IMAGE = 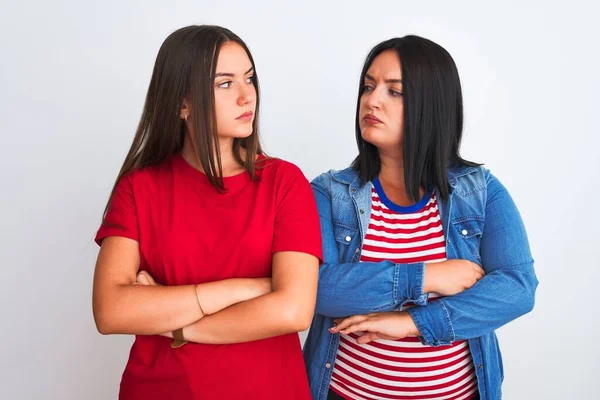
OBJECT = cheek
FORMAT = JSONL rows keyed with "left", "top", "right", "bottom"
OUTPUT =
{"left": 214, "top": 105, "right": 227, "bottom": 126}
{"left": 393, "top": 104, "right": 405, "bottom": 137}
{"left": 359, "top": 96, "right": 368, "bottom": 114}
{"left": 214, "top": 94, "right": 235, "bottom": 125}
{"left": 213, "top": 93, "right": 228, "bottom": 114}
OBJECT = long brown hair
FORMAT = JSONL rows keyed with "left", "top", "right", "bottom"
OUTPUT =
{"left": 104, "top": 25, "right": 263, "bottom": 214}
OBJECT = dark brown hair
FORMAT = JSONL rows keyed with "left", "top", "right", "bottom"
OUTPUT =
{"left": 105, "top": 25, "right": 262, "bottom": 214}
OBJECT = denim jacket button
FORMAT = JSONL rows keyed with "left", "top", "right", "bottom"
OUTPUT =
{"left": 325, "top": 363, "right": 331, "bottom": 369}
{"left": 478, "top": 364, "right": 483, "bottom": 369}
{"left": 359, "top": 209, "right": 365, "bottom": 214}
{"left": 345, "top": 236, "right": 351, "bottom": 242}
{"left": 461, "top": 229, "right": 468, "bottom": 236}
{"left": 351, "top": 188, "right": 357, "bottom": 193}
{"left": 355, "top": 248, "right": 360, "bottom": 253}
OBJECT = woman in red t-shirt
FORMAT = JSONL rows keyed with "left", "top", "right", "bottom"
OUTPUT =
{"left": 92, "top": 25, "right": 322, "bottom": 399}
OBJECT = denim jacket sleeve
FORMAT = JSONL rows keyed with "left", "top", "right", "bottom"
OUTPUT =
{"left": 312, "top": 175, "right": 428, "bottom": 318}
{"left": 407, "top": 172, "right": 539, "bottom": 346}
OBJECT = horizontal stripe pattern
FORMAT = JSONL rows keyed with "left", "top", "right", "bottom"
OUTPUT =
{"left": 330, "top": 187, "right": 477, "bottom": 400}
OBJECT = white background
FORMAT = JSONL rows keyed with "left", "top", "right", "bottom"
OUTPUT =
{"left": 1, "top": 0, "right": 598, "bottom": 398}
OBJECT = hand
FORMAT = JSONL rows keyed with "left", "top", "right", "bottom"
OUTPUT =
{"left": 424, "top": 259, "right": 484, "bottom": 296}
{"left": 134, "top": 270, "right": 161, "bottom": 286}
{"left": 329, "top": 312, "right": 420, "bottom": 344}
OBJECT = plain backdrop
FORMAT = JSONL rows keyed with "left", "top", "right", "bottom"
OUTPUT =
{"left": 1, "top": 0, "right": 598, "bottom": 398}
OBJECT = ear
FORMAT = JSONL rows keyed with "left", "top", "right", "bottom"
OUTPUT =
{"left": 180, "top": 99, "right": 191, "bottom": 121}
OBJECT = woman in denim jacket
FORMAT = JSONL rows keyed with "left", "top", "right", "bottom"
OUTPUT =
{"left": 303, "top": 36, "right": 538, "bottom": 400}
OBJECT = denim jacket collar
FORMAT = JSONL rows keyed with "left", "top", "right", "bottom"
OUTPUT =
{"left": 331, "top": 165, "right": 480, "bottom": 189}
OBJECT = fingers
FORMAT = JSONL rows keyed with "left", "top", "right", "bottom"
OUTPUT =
{"left": 357, "top": 332, "right": 379, "bottom": 344}
{"left": 472, "top": 264, "right": 485, "bottom": 282}
{"left": 330, "top": 315, "right": 381, "bottom": 336}
{"left": 330, "top": 314, "right": 401, "bottom": 343}
{"left": 461, "top": 261, "right": 484, "bottom": 287}
{"left": 136, "top": 272, "right": 151, "bottom": 285}
{"left": 330, "top": 315, "right": 368, "bottom": 333}
{"left": 467, "top": 261, "right": 484, "bottom": 274}
{"left": 340, "top": 321, "right": 372, "bottom": 336}
{"left": 136, "top": 270, "right": 160, "bottom": 286}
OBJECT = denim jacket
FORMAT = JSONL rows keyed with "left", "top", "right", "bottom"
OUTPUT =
{"left": 303, "top": 165, "right": 538, "bottom": 400}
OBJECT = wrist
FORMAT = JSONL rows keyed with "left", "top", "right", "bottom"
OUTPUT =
{"left": 423, "top": 263, "right": 436, "bottom": 293}
{"left": 170, "top": 328, "right": 187, "bottom": 348}
{"left": 401, "top": 312, "right": 421, "bottom": 336}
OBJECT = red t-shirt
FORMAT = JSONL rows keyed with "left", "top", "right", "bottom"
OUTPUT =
{"left": 95, "top": 154, "right": 322, "bottom": 399}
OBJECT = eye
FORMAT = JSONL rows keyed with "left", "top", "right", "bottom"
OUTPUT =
{"left": 217, "top": 81, "right": 232, "bottom": 88}
{"left": 362, "top": 84, "right": 374, "bottom": 93}
{"left": 389, "top": 89, "right": 403, "bottom": 97}
{"left": 245, "top": 75, "right": 255, "bottom": 84}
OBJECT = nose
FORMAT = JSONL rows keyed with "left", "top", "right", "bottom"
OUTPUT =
{"left": 237, "top": 85, "right": 254, "bottom": 107}
{"left": 364, "top": 87, "right": 382, "bottom": 110}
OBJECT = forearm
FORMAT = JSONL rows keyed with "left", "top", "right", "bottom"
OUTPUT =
{"left": 195, "top": 277, "right": 270, "bottom": 315}
{"left": 94, "top": 278, "right": 269, "bottom": 335}
{"left": 406, "top": 172, "right": 538, "bottom": 345}
{"left": 94, "top": 284, "right": 201, "bottom": 335}
{"left": 316, "top": 260, "right": 426, "bottom": 317}
{"left": 407, "top": 266, "right": 537, "bottom": 345}
{"left": 181, "top": 290, "right": 314, "bottom": 344}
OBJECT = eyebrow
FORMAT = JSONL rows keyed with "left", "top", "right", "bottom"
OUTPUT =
{"left": 215, "top": 66, "right": 254, "bottom": 78}
{"left": 365, "top": 73, "right": 402, "bottom": 84}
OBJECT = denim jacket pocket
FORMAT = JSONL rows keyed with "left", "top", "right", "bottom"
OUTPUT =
{"left": 452, "top": 216, "right": 484, "bottom": 263}
{"left": 333, "top": 222, "right": 359, "bottom": 262}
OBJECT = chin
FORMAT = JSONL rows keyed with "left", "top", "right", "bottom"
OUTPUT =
{"left": 361, "top": 127, "right": 384, "bottom": 145}
{"left": 238, "top": 129, "right": 254, "bottom": 139}
{"left": 361, "top": 128, "right": 402, "bottom": 149}
{"left": 231, "top": 129, "right": 254, "bottom": 139}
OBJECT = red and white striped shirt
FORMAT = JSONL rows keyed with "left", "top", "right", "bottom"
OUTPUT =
{"left": 330, "top": 184, "right": 478, "bottom": 400}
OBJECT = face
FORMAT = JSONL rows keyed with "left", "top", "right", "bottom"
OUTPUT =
{"left": 359, "top": 50, "right": 404, "bottom": 152}
{"left": 212, "top": 41, "right": 256, "bottom": 139}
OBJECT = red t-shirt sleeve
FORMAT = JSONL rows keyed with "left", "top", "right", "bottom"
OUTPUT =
{"left": 271, "top": 162, "right": 323, "bottom": 263}
{"left": 95, "top": 174, "right": 139, "bottom": 245}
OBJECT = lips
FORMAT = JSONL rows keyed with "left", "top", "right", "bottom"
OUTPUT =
{"left": 236, "top": 111, "right": 254, "bottom": 120}
{"left": 364, "top": 114, "right": 383, "bottom": 124}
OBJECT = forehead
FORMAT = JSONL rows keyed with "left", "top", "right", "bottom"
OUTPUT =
{"left": 216, "top": 42, "right": 253, "bottom": 72}
{"left": 366, "top": 50, "right": 402, "bottom": 79}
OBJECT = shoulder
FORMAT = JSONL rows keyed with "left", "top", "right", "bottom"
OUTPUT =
{"left": 311, "top": 166, "right": 358, "bottom": 193}
{"left": 449, "top": 165, "right": 511, "bottom": 206}
{"left": 119, "top": 157, "right": 176, "bottom": 192}
{"left": 448, "top": 165, "right": 495, "bottom": 194}
{"left": 257, "top": 157, "right": 316, "bottom": 201}
{"left": 258, "top": 156, "right": 307, "bottom": 183}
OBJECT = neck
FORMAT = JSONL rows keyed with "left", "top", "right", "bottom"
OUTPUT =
{"left": 181, "top": 135, "right": 245, "bottom": 177}
{"left": 378, "top": 147, "right": 405, "bottom": 190}
{"left": 377, "top": 147, "right": 425, "bottom": 204}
